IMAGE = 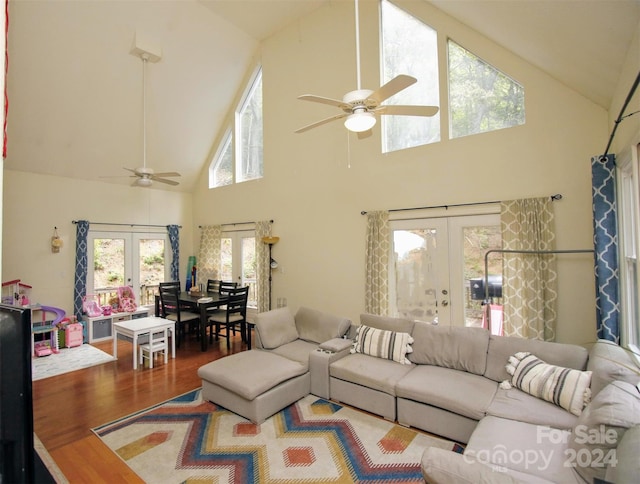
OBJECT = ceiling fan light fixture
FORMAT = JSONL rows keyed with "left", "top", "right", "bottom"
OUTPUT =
{"left": 344, "top": 111, "right": 376, "bottom": 132}
{"left": 136, "top": 177, "right": 153, "bottom": 187}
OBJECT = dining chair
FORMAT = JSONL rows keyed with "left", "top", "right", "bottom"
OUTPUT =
{"left": 207, "top": 285, "right": 249, "bottom": 348}
{"left": 159, "top": 285, "right": 200, "bottom": 347}
{"left": 139, "top": 328, "right": 168, "bottom": 368}
{"left": 218, "top": 281, "right": 238, "bottom": 295}
{"left": 206, "top": 279, "right": 221, "bottom": 293}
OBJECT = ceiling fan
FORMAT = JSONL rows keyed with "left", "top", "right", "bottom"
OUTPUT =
{"left": 123, "top": 49, "right": 181, "bottom": 187}
{"left": 295, "top": 0, "right": 439, "bottom": 135}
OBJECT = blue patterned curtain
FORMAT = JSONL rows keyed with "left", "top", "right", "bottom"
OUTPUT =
{"left": 167, "top": 225, "right": 180, "bottom": 283}
{"left": 591, "top": 154, "right": 619, "bottom": 342}
{"left": 73, "top": 220, "right": 90, "bottom": 321}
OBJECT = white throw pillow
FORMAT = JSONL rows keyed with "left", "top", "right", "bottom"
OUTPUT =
{"left": 351, "top": 324, "right": 414, "bottom": 365}
{"left": 501, "top": 351, "right": 592, "bottom": 416}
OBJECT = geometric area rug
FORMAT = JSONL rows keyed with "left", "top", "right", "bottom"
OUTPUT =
{"left": 93, "top": 389, "right": 462, "bottom": 483}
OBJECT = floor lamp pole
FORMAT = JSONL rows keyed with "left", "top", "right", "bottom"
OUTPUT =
{"left": 261, "top": 236, "right": 279, "bottom": 311}
{"left": 267, "top": 243, "right": 273, "bottom": 310}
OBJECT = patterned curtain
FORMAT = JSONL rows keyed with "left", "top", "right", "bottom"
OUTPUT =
{"left": 198, "top": 225, "right": 222, "bottom": 288}
{"left": 255, "top": 221, "right": 272, "bottom": 314}
{"left": 365, "top": 211, "right": 389, "bottom": 315}
{"left": 501, "top": 198, "right": 557, "bottom": 341}
{"left": 73, "top": 220, "right": 90, "bottom": 321}
{"left": 591, "top": 154, "right": 619, "bottom": 342}
{"left": 166, "top": 225, "right": 180, "bottom": 282}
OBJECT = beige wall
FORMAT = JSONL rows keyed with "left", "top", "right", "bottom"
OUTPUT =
{"left": 610, "top": 22, "right": 640, "bottom": 155}
{"left": 192, "top": 1, "right": 608, "bottom": 345}
{"left": 2, "top": 170, "right": 193, "bottom": 315}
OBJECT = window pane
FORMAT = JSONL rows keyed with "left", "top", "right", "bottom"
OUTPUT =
{"left": 237, "top": 69, "right": 263, "bottom": 183}
{"left": 211, "top": 132, "right": 233, "bottom": 188}
{"left": 448, "top": 40, "right": 525, "bottom": 139}
{"left": 241, "top": 236, "right": 257, "bottom": 307}
{"left": 93, "top": 238, "right": 125, "bottom": 290}
{"left": 381, "top": 0, "right": 440, "bottom": 153}
{"left": 220, "top": 237, "right": 232, "bottom": 281}
{"left": 393, "top": 229, "right": 440, "bottom": 323}
{"left": 463, "top": 225, "right": 502, "bottom": 327}
{"left": 139, "top": 238, "right": 165, "bottom": 305}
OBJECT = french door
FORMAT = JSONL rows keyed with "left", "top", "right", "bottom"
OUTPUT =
{"left": 389, "top": 214, "right": 501, "bottom": 326}
{"left": 88, "top": 231, "right": 170, "bottom": 306}
{"left": 219, "top": 230, "right": 257, "bottom": 308}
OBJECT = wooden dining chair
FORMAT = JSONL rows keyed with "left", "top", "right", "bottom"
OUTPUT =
{"left": 159, "top": 285, "right": 200, "bottom": 347}
{"left": 206, "top": 279, "right": 221, "bottom": 293}
{"left": 207, "top": 286, "right": 249, "bottom": 348}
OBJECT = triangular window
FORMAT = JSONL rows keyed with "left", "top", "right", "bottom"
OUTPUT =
{"left": 448, "top": 40, "right": 525, "bottom": 138}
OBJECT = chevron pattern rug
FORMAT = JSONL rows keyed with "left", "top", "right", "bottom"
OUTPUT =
{"left": 94, "top": 389, "right": 461, "bottom": 483}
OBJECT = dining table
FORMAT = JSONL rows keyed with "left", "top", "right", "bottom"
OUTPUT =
{"left": 155, "top": 290, "right": 230, "bottom": 351}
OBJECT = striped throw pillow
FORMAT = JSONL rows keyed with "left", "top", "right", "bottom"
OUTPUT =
{"left": 351, "top": 324, "right": 414, "bottom": 364}
{"left": 503, "top": 352, "right": 592, "bottom": 416}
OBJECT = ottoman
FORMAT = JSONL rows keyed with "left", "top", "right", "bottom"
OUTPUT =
{"left": 197, "top": 350, "right": 310, "bottom": 423}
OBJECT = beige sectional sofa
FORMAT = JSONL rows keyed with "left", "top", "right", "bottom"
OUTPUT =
{"left": 328, "top": 313, "right": 640, "bottom": 483}
{"left": 199, "top": 308, "right": 640, "bottom": 483}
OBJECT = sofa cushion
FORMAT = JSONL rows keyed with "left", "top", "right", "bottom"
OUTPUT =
{"left": 271, "top": 339, "right": 318, "bottom": 368}
{"left": 408, "top": 323, "right": 489, "bottom": 376}
{"left": 504, "top": 352, "right": 592, "bottom": 416}
{"left": 484, "top": 335, "right": 588, "bottom": 383}
{"left": 587, "top": 339, "right": 640, "bottom": 396}
{"left": 487, "top": 387, "right": 578, "bottom": 429}
{"left": 360, "top": 313, "right": 415, "bottom": 334}
{"left": 396, "top": 365, "right": 497, "bottom": 420}
{"left": 466, "top": 416, "right": 584, "bottom": 483}
{"left": 421, "top": 447, "right": 543, "bottom": 484}
{"left": 254, "top": 307, "right": 299, "bottom": 349}
{"left": 330, "top": 353, "right": 414, "bottom": 396}
{"left": 604, "top": 424, "right": 640, "bottom": 484}
{"left": 197, "top": 350, "right": 307, "bottom": 401}
{"left": 351, "top": 324, "right": 414, "bottom": 364}
{"left": 568, "top": 380, "right": 640, "bottom": 484}
{"left": 294, "top": 306, "right": 351, "bottom": 344}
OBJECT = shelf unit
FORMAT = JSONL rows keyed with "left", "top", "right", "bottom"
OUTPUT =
{"left": 85, "top": 307, "right": 150, "bottom": 343}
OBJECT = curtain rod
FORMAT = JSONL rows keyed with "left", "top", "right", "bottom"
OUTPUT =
{"left": 601, "top": 69, "right": 640, "bottom": 161}
{"left": 72, "top": 220, "right": 181, "bottom": 228}
{"left": 199, "top": 219, "right": 274, "bottom": 229}
{"left": 360, "top": 194, "right": 562, "bottom": 215}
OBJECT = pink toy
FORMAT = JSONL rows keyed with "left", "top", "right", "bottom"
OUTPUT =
{"left": 117, "top": 286, "right": 137, "bottom": 313}
{"left": 82, "top": 294, "right": 102, "bottom": 317}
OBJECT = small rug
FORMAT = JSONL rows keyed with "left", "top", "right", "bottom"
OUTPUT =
{"left": 32, "top": 344, "right": 115, "bottom": 381}
{"left": 94, "top": 389, "right": 459, "bottom": 483}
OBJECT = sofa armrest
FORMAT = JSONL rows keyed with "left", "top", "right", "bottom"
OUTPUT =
{"left": 319, "top": 337, "right": 352, "bottom": 353}
{"left": 310, "top": 340, "right": 352, "bottom": 399}
{"left": 421, "top": 447, "right": 522, "bottom": 484}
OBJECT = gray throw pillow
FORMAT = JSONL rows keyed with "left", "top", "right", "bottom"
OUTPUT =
{"left": 568, "top": 380, "right": 640, "bottom": 484}
{"left": 254, "top": 307, "right": 299, "bottom": 349}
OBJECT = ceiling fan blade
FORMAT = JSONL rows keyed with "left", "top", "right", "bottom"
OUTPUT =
{"left": 295, "top": 113, "right": 348, "bottom": 133}
{"left": 123, "top": 167, "right": 138, "bottom": 174}
{"left": 151, "top": 171, "right": 181, "bottom": 178}
{"left": 151, "top": 177, "right": 179, "bottom": 186}
{"left": 298, "top": 94, "right": 350, "bottom": 110}
{"left": 369, "top": 75, "right": 417, "bottom": 104}
{"left": 357, "top": 129, "right": 373, "bottom": 140}
{"left": 376, "top": 105, "right": 439, "bottom": 117}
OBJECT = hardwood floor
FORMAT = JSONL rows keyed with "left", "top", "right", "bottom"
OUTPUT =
{"left": 33, "top": 332, "right": 244, "bottom": 483}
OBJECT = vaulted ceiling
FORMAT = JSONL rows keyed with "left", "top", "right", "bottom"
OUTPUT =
{"left": 5, "top": 0, "right": 639, "bottom": 192}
